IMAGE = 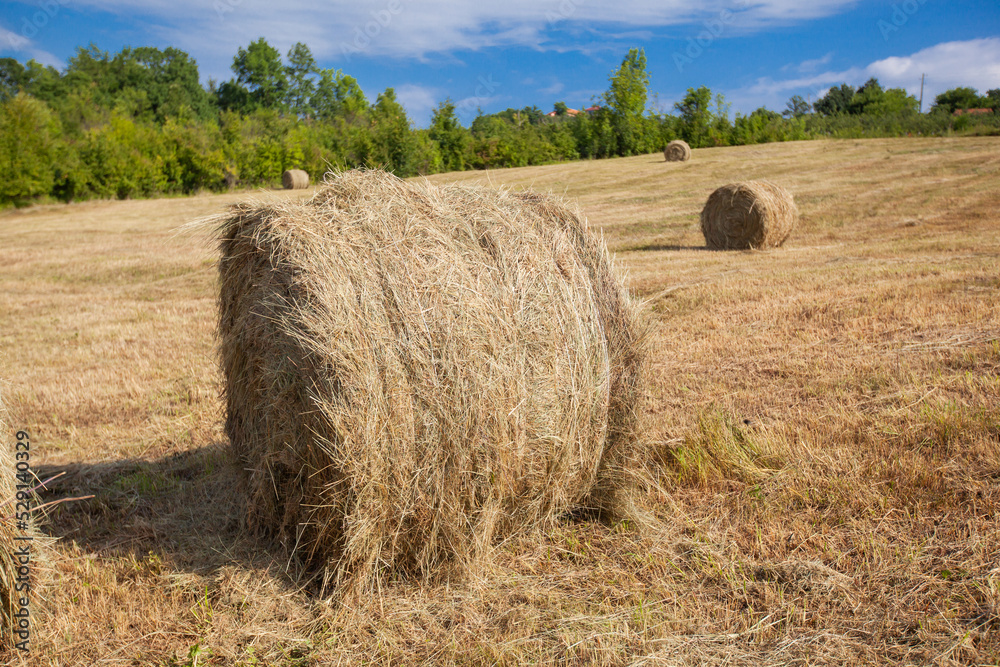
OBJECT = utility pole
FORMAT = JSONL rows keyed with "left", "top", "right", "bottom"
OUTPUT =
{"left": 919, "top": 73, "right": 925, "bottom": 113}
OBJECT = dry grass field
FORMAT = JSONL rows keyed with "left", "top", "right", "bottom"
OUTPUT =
{"left": 0, "top": 137, "right": 998, "bottom": 665}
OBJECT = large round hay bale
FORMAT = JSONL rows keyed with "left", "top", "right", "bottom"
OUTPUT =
{"left": 663, "top": 140, "right": 692, "bottom": 162}
{"left": 282, "top": 169, "right": 310, "bottom": 190}
{"left": 700, "top": 180, "right": 798, "bottom": 250}
{"left": 216, "top": 169, "right": 649, "bottom": 595}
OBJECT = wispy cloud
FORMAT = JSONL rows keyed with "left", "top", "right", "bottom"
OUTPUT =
{"left": 786, "top": 51, "right": 834, "bottom": 74}
{"left": 26, "top": 0, "right": 859, "bottom": 79}
{"left": 0, "top": 24, "right": 64, "bottom": 68}
{"left": 394, "top": 83, "right": 440, "bottom": 122}
{"left": 539, "top": 80, "right": 565, "bottom": 96}
{"left": 730, "top": 38, "right": 1000, "bottom": 112}
{"left": 455, "top": 94, "right": 505, "bottom": 121}
{"left": 867, "top": 38, "right": 1000, "bottom": 95}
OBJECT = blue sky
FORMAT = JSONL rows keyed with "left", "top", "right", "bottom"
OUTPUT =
{"left": 1, "top": 0, "right": 998, "bottom": 126}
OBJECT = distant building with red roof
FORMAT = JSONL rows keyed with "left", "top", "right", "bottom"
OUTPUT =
{"left": 545, "top": 105, "right": 601, "bottom": 118}
{"left": 546, "top": 108, "right": 581, "bottom": 117}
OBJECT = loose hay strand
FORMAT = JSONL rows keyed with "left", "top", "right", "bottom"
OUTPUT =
{"left": 700, "top": 180, "right": 798, "bottom": 250}
{"left": 216, "top": 169, "right": 651, "bottom": 597}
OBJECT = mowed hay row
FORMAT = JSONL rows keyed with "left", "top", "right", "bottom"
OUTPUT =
{"left": 700, "top": 180, "right": 798, "bottom": 250}
{"left": 215, "top": 169, "right": 650, "bottom": 596}
{"left": 282, "top": 169, "right": 310, "bottom": 190}
{"left": 663, "top": 139, "right": 692, "bottom": 162}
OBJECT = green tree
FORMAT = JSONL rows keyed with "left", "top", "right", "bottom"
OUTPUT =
{"left": 933, "top": 87, "right": 986, "bottom": 113}
{"left": 110, "top": 47, "right": 212, "bottom": 121}
{"left": 553, "top": 101, "right": 569, "bottom": 116}
{"left": 285, "top": 42, "right": 317, "bottom": 115}
{"left": 847, "top": 78, "right": 917, "bottom": 116}
{"left": 336, "top": 73, "right": 369, "bottom": 120}
{"left": 751, "top": 107, "right": 780, "bottom": 121}
{"left": 428, "top": 100, "right": 469, "bottom": 172}
{"left": 22, "top": 61, "right": 67, "bottom": 109}
{"left": 161, "top": 117, "right": 226, "bottom": 193}
{"left": 215, "top": 80, "right": 252, "bottom": 114}
{"left": 979, "top": 89, "right": 1000, "bottom": 112}
{"left": 409, "top": 130, "right": 442, "bottom": 175}
{"left": 602, "top": 48, "right": 650, "bottom": 155}
{"left": 708, "top": 92, "right": 732, "bottom": 146}
{"left": 0, "top": 94, "right": 60, "bottom": 205}
{"left": 310, "top": 68, "right": 368, "bottom": 121}
{"left": 79, "top": 113, "right": 168, "bottom": 199}
{"left": 733, "top": 107, "right": 785, "bottom": 145}
{"left": 985, "top": 89, "right": 1000, "bottom": 111}
{"left": 64, "top": 44, "right": 114, "bottom": 106}
{"left": 231, "top": 38, "right": 287, "bottom": 111}
{"left": 0, "top": 58, "right": 26, "bottom": 102}
{"left": 370, "top": 88, "right": 416, "bottom": 175}
{"left": 674, "top": 86, "right": 713, "bottom": 147}
{"left": 868, "top": 88, "right": 918, "bottom": 116}
{"left": 814, "top": 83, "right": 854, "bottom": 116}
{"left": 845, "top": 78, "right": 918, "bottom": 117}
{"left": 493, "top": 106, "right": 545, "bottom": 126}
{"left": 783, "top": 95, "right": 811, "bottom": 118}
{"left": 310, "top": 69, "right": 340, "bottom": 120}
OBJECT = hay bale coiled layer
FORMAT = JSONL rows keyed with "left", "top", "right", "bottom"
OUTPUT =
{"left": 664, "top": 140, "right": 692, "bottom": 162}
{"left": 282, "top": 169, "right": 310, "bottom": 190}
{"left": 700, "top": 180, "right": 798, "bottom": 250}
{"left": 217, "top": 169, "right": 649, "bottom": 595}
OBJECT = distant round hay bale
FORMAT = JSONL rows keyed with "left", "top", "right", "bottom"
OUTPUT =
{"left": 215, "top": 169, "right": 649, "bottom": 595}
{"left": 700, "top": 180, "right": 798, "bottom": 250}
{"left": 663, "top": 140, "right": 692, "bottom": 162}
{"left": 282, "top": 169, "right": 310, "bottom": 190}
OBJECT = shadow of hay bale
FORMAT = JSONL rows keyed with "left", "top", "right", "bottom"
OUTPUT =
{"left": 33, "top": 445, "right": 289, "bottom": 579}
{"left": 626, "top": 243, "right": 714, "bottom": 253}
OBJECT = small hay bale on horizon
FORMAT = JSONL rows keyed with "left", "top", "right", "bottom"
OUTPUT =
{"left": 700, "top": 180, "right": 798, "bottom": 250}
{"left": 282, "top": 169, "right": 310, "bottom": 190}
{"left": 664, "top": 140, "right": 692, "bottom": 162}
{"left": 215, "top": 169, "right": 650, "bottom": 596}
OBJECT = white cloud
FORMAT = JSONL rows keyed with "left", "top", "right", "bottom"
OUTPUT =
{"left": 455, "top": 93, "right": 506, "bottom": 121}
{"left": 868, "top": 38, "right": 1000, "bottom": 96}
{"left": 540, "top": 80, "right": 565, "bottom": 95}
{"left": 0, "top": 24, "right": 64, "bottom": 68}
{"left": 24, "top": 0, "right": 859, "bottom": 80}
{"left": 731, "top": 38, "right": 1000, "bottom": 113}
{"left": 787, "top": 51, "right": 834, "bottom": 73}
{"left": 394, "top": 83, "right": 440, "bottom": 123}
{"left": 0, "top": 25, "right": 30, "bottom": 51}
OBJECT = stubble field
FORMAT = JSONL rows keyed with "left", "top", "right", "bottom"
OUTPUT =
{"left": 1, "top": 136, "right": 998, "bottom": 665}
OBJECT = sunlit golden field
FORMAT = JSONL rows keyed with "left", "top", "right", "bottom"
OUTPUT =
{"left": 1, "top": 137, "right": 998, "bottom": 665}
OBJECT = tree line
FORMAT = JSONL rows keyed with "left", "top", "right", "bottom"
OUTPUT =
{"left": 1, "top": 40, "right": 998, "bottom": 207}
